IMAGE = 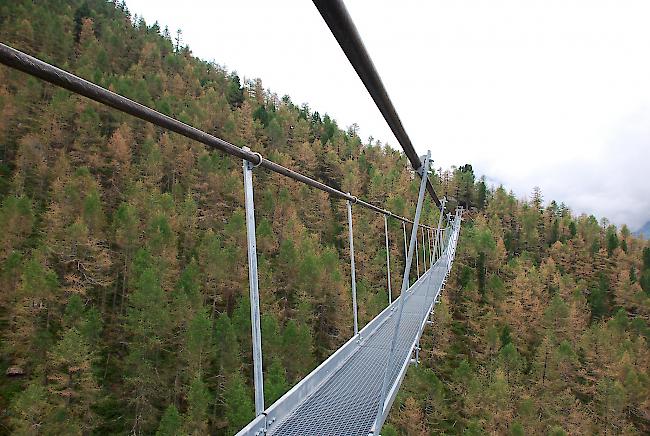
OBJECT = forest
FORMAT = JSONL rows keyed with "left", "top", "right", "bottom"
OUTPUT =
{"left": 0, "top": 1, "right": 648, "bottom": 435}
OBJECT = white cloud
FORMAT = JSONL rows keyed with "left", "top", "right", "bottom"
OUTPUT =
{"left": 125, "top": 0, "right": 650, "bottom": 229}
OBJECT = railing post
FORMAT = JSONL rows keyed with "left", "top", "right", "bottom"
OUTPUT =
{"left": 426, "top": 229, "right": 430, "bottom": 264}
{"left": 415, "top": 228, "right": 420, "bottom": 278}
{"left": 446, "top": 213, "right": 453, "bottom": 256}
{"left": 242, "top": 148, "right": 265, "bottom": 417}
{"left": 422, "top": 197, "right": 447, "bottom": 319}
{"left": 421, "top": 227, "right": 427, "bottom": 270}
{"left": 402, "top": 221, "right": 407, "bottom": 279}
{"left": 347, "top": 196, "right": 359, "bottom": 336}
{"left": 431, "top": 198, "right": 447, "bottom": 265}
{"left": 374, "top": 150, "right": 431, "bottom": 432}
{"left": 384, "top": 214, "right": 392, "bottom": 305}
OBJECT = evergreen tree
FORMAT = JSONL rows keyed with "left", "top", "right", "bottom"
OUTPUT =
{"left": 605, "top": 226, "right": 619, "bottom": 255}
{"left": 226, "top": 73, "right": 244, "bottom": 108}
{"left": 184, "top": 308, "right": 213, "bottom": 377}
{"left": 9, "top": 384, "right": 52, "bottom": 436}
{"left": 184, "top": 376, "right": 210, "bottom": 435}
{"left": 0, "top": 195, "right": 34, "bottom": 262}
{"left": 476, "top": 178, "right": 487, "bottom": 210}
{"left": 124, "top": 257, "right": 172, "bottom": 433}
{"left": 264, "top": 358, "right": 289, "bottom": 404}
{"left": 282, "top": 319, "right": 314, "bottom": 382}
{"left": 46, "top": 328, "right": 98, "bottom": 433}
{"left": 223, "top": 373, "right": 254, "bottom": 434}
{"left": 156, "top": 404, "right": 182, "bottom": 436}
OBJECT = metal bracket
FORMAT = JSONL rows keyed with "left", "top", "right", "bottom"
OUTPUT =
{"left": 243, "top": 146, "right": 263, "bottom": 170}
{"left": 415, "top": 155, "right": 430, "bottom": 177}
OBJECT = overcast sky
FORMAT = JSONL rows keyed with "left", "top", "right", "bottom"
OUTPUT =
{"left": 126, "top": 0, "right": 650, "bottom": 230}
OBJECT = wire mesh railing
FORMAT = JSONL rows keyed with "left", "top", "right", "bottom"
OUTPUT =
{"left": 0, "top": 39, "right": 462, "bottom": 435}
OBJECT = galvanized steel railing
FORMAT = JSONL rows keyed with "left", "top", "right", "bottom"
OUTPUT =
{"left": 236, "top": 209, "right": 462, "bottom": 436}
{"left": 0, "top": 7, "right": 463, "bottom": 430}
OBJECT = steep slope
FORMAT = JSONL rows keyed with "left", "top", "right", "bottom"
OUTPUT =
{"left": 635, "top": 220, "right": 650, "bottom": 239}
{"left": 0, "top": 1, "right": 648, "bottom": 435}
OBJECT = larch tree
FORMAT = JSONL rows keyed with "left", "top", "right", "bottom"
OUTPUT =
{"left": 1, "top": 2, "right": 649, "bottom": 434}
{"left": 124, "top": 258, "right": 173, "bottom": 433}
{"left": 45, "top": 327, "right": 99, "bottom": 433}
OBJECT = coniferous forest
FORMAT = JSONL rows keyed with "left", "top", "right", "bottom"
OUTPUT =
{"left": 0, "top": 1, "right": 649, "bottom": 435}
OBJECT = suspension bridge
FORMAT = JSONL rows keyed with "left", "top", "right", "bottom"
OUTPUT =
{"left": 0, "top": 1, "right": 464, "bottom": 434}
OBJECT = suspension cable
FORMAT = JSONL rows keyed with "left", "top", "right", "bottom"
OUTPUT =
{"left": 312, "top": 0, "right": 445, "bottom": 217}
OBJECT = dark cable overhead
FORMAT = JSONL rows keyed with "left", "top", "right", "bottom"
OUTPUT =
{"left": 312, "top": 0, "right": 444, "bottom": 211}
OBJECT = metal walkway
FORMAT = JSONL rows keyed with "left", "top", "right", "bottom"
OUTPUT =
{"left": 238, "top": 216, "right": 460, "bottom": 436}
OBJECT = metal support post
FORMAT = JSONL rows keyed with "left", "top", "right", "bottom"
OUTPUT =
{"left": 384, "top": 214, "right": 392, "bottom": 305}
{"left": 347, "top": 197, "right": 359, "bottom": 336}
{"left": 432, "top": 229, "right": 437, "bottom": 262}
{"left": 409, "top": 344, "right": 421, "bottom": 366}
{"left": 442, "top": 227, "right": 447, "bottom": 255}
{"left": 426, "top": 229, "right": 430, "bottom": 266}
{"left": 421, "top": 227, "right": 427, "bottom": 270}
{"left": 415, "top": 230, "right": 419, "bottom": 277}
{"left": 431, "top": 198, "right": 447, "bottom": 265}
{"left": 447, "top": 212, "right": 454, "bottom": 254}
{"left": 242, "top": 148, "right": 265, "bottom": 417}
{"left": 374, "top": 151, "right": 431, "bottom": 432}
{"left": 422, "top": 197, "right": 447, "bottom": 319}
{"left": 402, "top": 222, "right": 408, "bottom": 276}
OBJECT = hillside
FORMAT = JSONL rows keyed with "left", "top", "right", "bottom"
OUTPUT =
{"left": 635, "top": 220, "right": 650, "bottom": 239}
{"left": 0, "top": 1, "right": 649, "bottom": 435}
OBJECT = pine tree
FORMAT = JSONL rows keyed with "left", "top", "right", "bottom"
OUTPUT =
{"left": 605, "top": 225, "right": 619, "bottom": 256}
{"left": 226, "top": 73, "right": 244, "bottom": 108}
{"left": 184, "top": 376, "right": 210, "bottom": 435}
{"left": 596, "top": 378, "right": 626, "bottom": 432}
{"left": 640, "top": 247, "right": 650, "bottom": 292}
{"left": 477, "top": 178, "right": 487, "bottom": 210}
{"left": 184, "top": 308, "right": 213, "bottom": 378}
{"left": 124, "top": 258, "right": 172, "bottom": 433}
{"left": 6, "top": 251, "right": 58, "bottom": 371}
{"left": 395, "top": 397, "right": 427, "bottom": 435}
{"left": 0, "top": 195, "right": 34, "bottom": 263}
{"left": 156, "top": 404, "right": 182, "bottom": 436}
{"left": 282, "top": 319, "right": 314, "bottom": 382}
{"left": 46, "top": 327, "right": 98, "bottom": 433}
{"left": 113, "top": 202, "right": 141, "bottom": 312}
{"left": 498, "top": 343, "right": 524, "bottom": 383}
{"left": 215, "top": 312, "right": 241, "bottom": 375}
{"left": 223, "top": 372, "right": 254, "bottom": 434}
{"left": 264, "top": 358, "right": 288, "bottom": 404}
{"left": 9, "top": 384, "right": 52, "bottom": 436}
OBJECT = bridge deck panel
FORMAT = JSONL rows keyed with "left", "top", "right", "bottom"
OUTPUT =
{"left": 269, "top": 256, "right": 450, "bottom": 436}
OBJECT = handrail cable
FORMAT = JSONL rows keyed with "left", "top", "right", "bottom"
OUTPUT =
{"left": 312, "top": 0, "right": 445, "bottom": 218}
{"left": 0, "top": 42, "right": 439, "bottom": 230}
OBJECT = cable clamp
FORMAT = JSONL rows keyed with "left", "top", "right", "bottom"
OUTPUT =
{"left": 251, "top": 151, "right": 263, "bottom": 168}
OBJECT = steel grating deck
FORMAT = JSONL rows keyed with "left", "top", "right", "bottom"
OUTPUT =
{"left": 267, "top": 255, "right": 451, "bottom": 436}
